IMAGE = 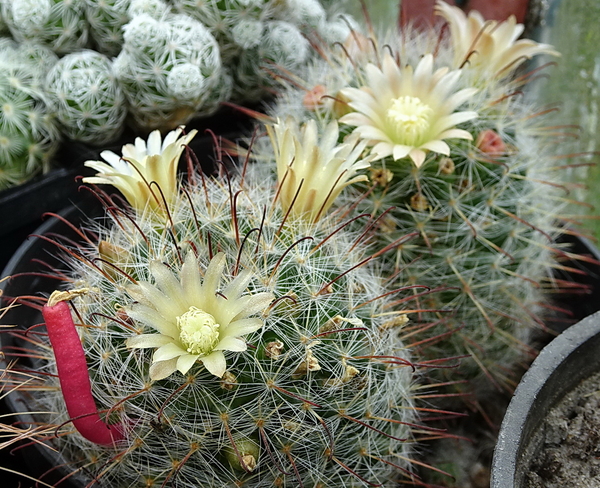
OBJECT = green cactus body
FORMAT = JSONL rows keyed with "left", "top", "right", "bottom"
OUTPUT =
{"left": 0, "top": 41, "right": 60, "bottom": 188}
{"left": 33, "top": 162, "right": 417, "bottom": 487}
{"left": 1, "top": 0, "right": 89, "bottom": 54}
{"left": 260, "top": 22, "right": 573, "bottom": 398}
{"left": 113, "top": 11, "right": 225, "bottom": 131}
{"left": 46, "top": 50, "right": 127, "bottom": 145}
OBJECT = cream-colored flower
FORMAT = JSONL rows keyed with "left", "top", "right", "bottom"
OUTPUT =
{"left": 268, "top": 118, "right": 372, "bottom": 223}
{"left": 83, "top": 127, "right": 197, "bottom": 213}
{"left": 435, "top": 0, "right": 559, "bottom": 79}
{"left": 125, "top": 252, "right": 274, "bottom": 380}
{"left": 340, "top": 53, "right": 477, "bottom": 167}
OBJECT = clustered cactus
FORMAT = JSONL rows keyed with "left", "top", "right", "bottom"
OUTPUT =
{"left": 0, "top": 39, "right": 60, "bottom": 189}
{"left": 46, "top": 49, "right": 127, "bottom": 144}
{"left": 0, "top": 0, "right": 354, "bottom": 189}
{"left": 0, "top": 2, "right": 589, "bottom": 488}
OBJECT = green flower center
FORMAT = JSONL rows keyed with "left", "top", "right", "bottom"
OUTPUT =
{"left": 386, "top": 96, "right": 433, "bottom": 146}
{"left": 177, "top": 306, "right": 220, "bottom": 355}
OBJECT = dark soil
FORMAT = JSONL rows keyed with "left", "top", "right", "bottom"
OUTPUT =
{"left": 526, "top": 371, "right": 600, "bottom": 487}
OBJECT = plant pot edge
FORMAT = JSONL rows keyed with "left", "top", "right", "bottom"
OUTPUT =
{"left": 491, "top": 310, "right": 600, "bottom": 487}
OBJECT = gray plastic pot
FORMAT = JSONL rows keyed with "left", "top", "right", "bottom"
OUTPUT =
{"left": 491, "top": 310, "right": 600, "bottom": 487}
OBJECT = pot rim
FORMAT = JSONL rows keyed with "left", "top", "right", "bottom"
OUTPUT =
{"left": 491, "top": 310, "right": 600, "bottom": 487}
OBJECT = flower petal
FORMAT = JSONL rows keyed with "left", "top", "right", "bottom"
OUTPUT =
{"left": 126, "top": 334, "right": 173, "bottom": 349}
{"left": 176, "top": 353, "right": 200, "bottom": 375}
{"left": 150, "top": 358, "right": 178, "bottom": 381}
{"left": 153, "top": 342, "right": 187, "bottom": 362}
{"left": 214, "top": 336, "right": 247, "bottom": 352}
{"left": 220, "top": 318, "right": 264, "bottom": 338}
{"left": 199, "top": 351, "right": 227, "bottom": 377}
{"left": 127, "top": 303, "right": 179, "bottom": 338}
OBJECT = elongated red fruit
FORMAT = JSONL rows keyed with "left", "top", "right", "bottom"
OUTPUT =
{"left": 43, "top": 290, "right": 125, "bottom": 446}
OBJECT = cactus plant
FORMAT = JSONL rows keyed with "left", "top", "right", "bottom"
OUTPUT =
{"left": 113, "top": 11, "right": 225, "bottom": 131}
{"left": 0, "top": 123, "right": 425, "bottom": 487}
{"left": 45, "top": 50, "right": 127, "bottom": 145}
{"left": 0, "top": 0, "right": 358, "bottom": 185}
{"left": 1, "top": 0, "right": 88, "bottom": 54}
{"left": 83, "top": 0, "right": 169, "bottom": 57}
{"left": 0, "top": 39, "right": 60, "bottom": 188}
{"left": 171, "top": 0, "right": 354, "bottom": 102}
{"left": 259, "top": 0, "right": 577, "bottom": 403}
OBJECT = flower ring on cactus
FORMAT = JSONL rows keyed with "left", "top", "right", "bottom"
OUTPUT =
{"left": 268, "top": 117, "right": 372, "bottom": 223}
{"left": 125, "top": 251, "right": 275, "bottom": 380}
{"left": 339, "top": 52, "right": 478, "bottom": 167}
{"left": 434, "top": 0, "right": 559, "bottom": 81}
{"left": 83, "top": 127, "right": 197, "bottom": 214}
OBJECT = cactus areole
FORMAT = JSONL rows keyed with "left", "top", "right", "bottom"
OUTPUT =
{"left": 43, "top": 289, "right": 125, "bottom": 446}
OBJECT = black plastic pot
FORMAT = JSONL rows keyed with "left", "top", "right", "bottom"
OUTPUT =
{"left": 491, "top": 310, "right": 600, "bottom": 487}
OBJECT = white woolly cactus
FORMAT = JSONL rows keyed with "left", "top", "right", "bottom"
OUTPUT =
{"left": 0, "top": 0, "right": 356, "bottom": 177}
{"left": 114, "top": 12, "right": 224, "bottom": 131}
{"left": 1, "top": 0, "right": 88, "bottom": 54}
{"left": 2, "top": 126, "right": 422, "bottom": 487}
{"left": 0, "top": 40, "right": 60, "bottom": 188}
{"left": 83, "top": 0, "right": 131, "bottom": 57}
{"left": 45, "top": 50, "right": 127, "bottom": 145}
{"left": 171, "top": 0, "right": 354, "bottom": 102}
{"left": 83, "top": 0, "right": 170, "bottom": 56}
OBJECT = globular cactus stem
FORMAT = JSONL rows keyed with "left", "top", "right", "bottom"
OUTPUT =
{"left": 1, "top": 124, "right": 429, "bottom": 487}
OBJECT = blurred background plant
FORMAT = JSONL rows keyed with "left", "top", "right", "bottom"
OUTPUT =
{"left": 0, "top": 0, "right": 364, "bottom": 189}
{"left": 0, "top": 39, "right": 60, "bottom": 189}
{"left": 536, "top": 0, "right": 600, "bottom": 242}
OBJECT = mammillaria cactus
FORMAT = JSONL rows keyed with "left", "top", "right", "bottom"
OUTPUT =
{"left": 114, "top": 11, "right": 225, "bottom": 131}
{"left": 262, "top": 0, "right": 572, "bottom": 402}
{"left": 46, "top": 50, "right": 127, "bottom": 145}
{"left": 0, "top": 40, "right": 60, "bottom": 188}
{"left": 0, "top": 0, "right": 357, "bottom": 188}
{"left": 83, "top": 0, "right": 169, "bottom": 57}
{"left": 1, "top": 0, "right": 88, "bottom": 54}
{"left": 0, "top": 124, "right": 426, "bottom": 486}
{"left": 171, "top": 0, "right": 353, "bottom": 102}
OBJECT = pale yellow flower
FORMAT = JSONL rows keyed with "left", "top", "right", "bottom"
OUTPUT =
{"left": 125, "top": 252, "right": 274, "bottom": 380}
{"left": 435, "top": 0, "right": 559, "bottom": 80}
{"left": 340, "top": 52, "right": 477, "bottom": 167}
{"left": 268, "top": 118, "right": 372, "bottom": 222}
{"left": 83, "top": 127, "right": 197, "bottom": 213}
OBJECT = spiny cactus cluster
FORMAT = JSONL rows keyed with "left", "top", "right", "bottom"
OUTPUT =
{"left": 0, "top": 2, "right": 588, "bottom": 487}
{"left": 0, "top": 39, "right": 60, "bottom": 189}
{"left": 259, "top": 1, "right": 573, "bottom": 403}
{"left": 170, "top": 0, "right": 355, "bottom": 102}
{"left": 0, "top": 0, "right": 357, "bottom": 190}
{"left": 1, "top": 122, "right": 424, "bottom": 487}
{"left": 46, "top": 49, "right": 127, "bottom": 144}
